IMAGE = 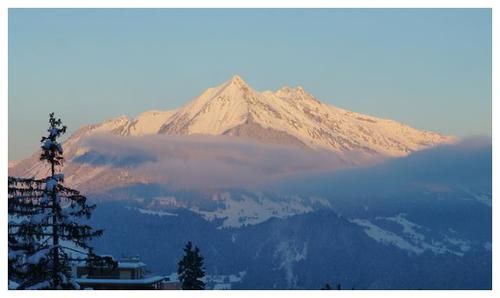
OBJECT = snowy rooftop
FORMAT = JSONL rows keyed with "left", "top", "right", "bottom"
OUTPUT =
{"left": 117, "top": 261, "right": 146, "bottom": 269}
{"left": 75, "top": 275, "right": 167, "bottom": 285}
{"left": 75, "top": 258, "right": 146, "bottom": 269}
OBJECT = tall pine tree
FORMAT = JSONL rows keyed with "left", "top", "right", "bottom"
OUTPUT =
{"left": 177, "top": 241, "right": 206, "bottom": 290}
{"left": 8, "top": 113, "right": 105, "bottom": 289}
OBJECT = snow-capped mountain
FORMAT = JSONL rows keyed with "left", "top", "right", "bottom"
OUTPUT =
{"left": 11, "top": 75, "right": 454, "bottom": 183}
{"left": 159, "top": 75, "right": 455, "bottom": 157}
{"left": 10, "top": 75, "right": 457, "bottom": 200}
{"left": 23, "top": 74, "right": 455, "bottom": 159}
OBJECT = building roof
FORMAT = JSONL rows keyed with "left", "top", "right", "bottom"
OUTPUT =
{"left": 75, "top": 260, "right": 146, "bottom": 269}
{"left": 117, "top": 261, "right": 146, "bottom": 269}
{"left": 75, "top": 275, "right": 167, "bottom": 285}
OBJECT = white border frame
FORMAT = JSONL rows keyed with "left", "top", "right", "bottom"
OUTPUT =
{"left": 1, "top": 1, "right": 496, "bottom": 298}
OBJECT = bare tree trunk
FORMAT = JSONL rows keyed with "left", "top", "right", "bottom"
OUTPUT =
{"left": 51, "top": 158, "right": 59, "bottom": 288}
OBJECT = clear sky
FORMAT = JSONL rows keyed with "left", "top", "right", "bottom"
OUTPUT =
{"left": 8, "top": 8, "right": 491, "bottom": 161}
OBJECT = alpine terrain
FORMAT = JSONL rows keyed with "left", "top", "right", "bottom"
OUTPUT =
{"left": 9, "top": 76, "right": 490, "bottom": 289}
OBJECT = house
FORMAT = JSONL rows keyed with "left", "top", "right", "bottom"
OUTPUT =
{"left": 74, "top": 256, "right": 180, "bottom": 290}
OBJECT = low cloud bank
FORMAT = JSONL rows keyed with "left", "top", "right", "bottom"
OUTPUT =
{"left": 72, "top": 134, "right": 490, "bottom": 192}
{"left": 276, "top": 136, "right": 492, "bottom": 198}
{"left": 74, "top": 134, "right": 364, "bottom": 189}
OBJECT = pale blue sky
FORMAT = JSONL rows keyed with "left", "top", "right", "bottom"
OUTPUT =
{"left": 9, "top": 9, "right": 491, "bottom": 161}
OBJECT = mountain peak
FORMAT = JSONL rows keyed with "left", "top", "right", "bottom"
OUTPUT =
{"left": 225, "top": 75, "right": 250, "bottom": 89}
{"left": 230, "top": 74, "right": 244, "bottom": 83}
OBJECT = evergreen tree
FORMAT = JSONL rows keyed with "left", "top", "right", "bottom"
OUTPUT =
{"left": 8, "top": 113, "right": 105, "bottom": 289}
{"left": 321, "top": 282, "right": 342, "bottom": 290}
{"left": 321, "top": 283, "right": 332, "bottom": 290}
{"left": 177, "top": 241, "right": 206, "bottom": 290}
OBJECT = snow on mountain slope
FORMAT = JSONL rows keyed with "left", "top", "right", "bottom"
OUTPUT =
{"left": 77, "top": 109, "right": 178, "bottom": 138}
{"left": 122, "top": 110, "right": 178, "bottom": 136}
{"left": 350, "top": 214, "right": 470, "bottom": 257}
{"left": 159, "top": 77, "right": 251, "bottom": 136}
{"left": 158, "top": 75, "right": 456, "bottom": 157}
{"left": 193, "top": 192, "right": 331, "bottom": 228}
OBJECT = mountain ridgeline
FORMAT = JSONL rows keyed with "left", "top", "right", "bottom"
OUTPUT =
{"left": 71, "top": 75, "right": 454, "bottom": 155}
